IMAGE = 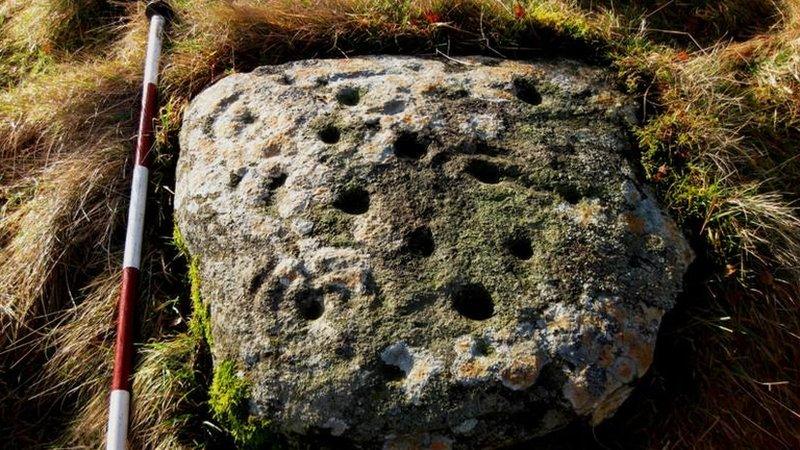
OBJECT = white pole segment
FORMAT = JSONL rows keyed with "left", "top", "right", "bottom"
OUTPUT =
{"left": 143, "top": 16, "right": 164, "bottom": 86}
{"left": 122, "top": 165, "right": 149, "bottom": 270}
{"left": 106, "top": 390, "right": 131, "bottom": 450}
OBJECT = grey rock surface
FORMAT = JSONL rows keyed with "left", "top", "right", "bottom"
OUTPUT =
{"left": 175, "top": 56, "right": 694, "bottom": 448}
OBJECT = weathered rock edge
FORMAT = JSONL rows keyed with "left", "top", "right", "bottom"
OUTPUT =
{"left": 175, "top": 56, "right": 693, "bottom": 448}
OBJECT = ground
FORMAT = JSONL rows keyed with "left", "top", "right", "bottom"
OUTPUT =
{"left": 0, "top": 0, "right": 798, "bottom": 449}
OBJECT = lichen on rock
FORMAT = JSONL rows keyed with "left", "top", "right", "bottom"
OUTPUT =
{"left": 174, "top": 56, "right": 693, "bottom": 447}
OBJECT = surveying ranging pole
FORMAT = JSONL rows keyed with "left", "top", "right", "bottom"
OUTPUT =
{"left": 106, "top": 2, "right": 171, "bottom": 449}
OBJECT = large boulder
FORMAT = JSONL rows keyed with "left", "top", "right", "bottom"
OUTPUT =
{"left": 175, "top": 56, "right": 693, "bottom": 448}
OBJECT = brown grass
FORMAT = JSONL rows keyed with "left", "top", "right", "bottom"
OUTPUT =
{"left": 1, "top": 0, "right": 799, "bottom": 448}
{"left": 630, "top": 15, "right": 800, "bottom": 279}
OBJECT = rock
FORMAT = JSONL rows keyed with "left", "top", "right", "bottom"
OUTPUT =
{"left": 175, "top": 56, "right": 693, "bottom": 447}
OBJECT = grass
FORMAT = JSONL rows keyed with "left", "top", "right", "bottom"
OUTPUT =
{"left": 631, "top": 25, "right": 800, "bottom": 278}
{"left": 0, "top": 0, "right": 799, "bottom": 448}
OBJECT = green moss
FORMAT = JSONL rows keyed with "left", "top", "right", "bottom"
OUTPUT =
{"left": 141, "top": 332, "right": 199, "bottom": 387}
{"left": 366, "top": 0, "right": 414, "bottom": 25}
{"left": 174, "top": 224, "right": 213, "bottom": 346}
{"left": 209, "top": 360, "right": 271, "bottom": 448}
{"left": 129, "top": 332, "right": 203, "bottom": 446}
{"left": 188, "top": 257, "right": 213, "bottom": 346}
{"left": 526, "top": 3, "right": 594, "bottom": 40}
{"left": 636, "top": 113, "right": 685, "bottom": 180}
{"left": 176, "top": 226, "right": 273, "bottom": 445}
{"left": 173, "top": 223, "right": 190, "bottom": 256}
{"left": 670, "top": 166, "right": 722, "bottom": 212}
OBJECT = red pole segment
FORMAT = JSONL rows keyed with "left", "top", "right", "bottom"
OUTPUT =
{"left": 106, "top": 2, "right": 170, "bottom": 448}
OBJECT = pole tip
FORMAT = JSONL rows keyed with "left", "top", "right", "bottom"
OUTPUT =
{"left": 145, "top": 0, "right": 173, "bottom": 21}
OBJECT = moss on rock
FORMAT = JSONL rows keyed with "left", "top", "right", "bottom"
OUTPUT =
{"left": 175, "top": 56, "right": 692, "bottom": 447}
{"left": 209, "top": 360, "right": 271, "bottom": 448}
{"left": 174, "top": 224, "right": 214, "bottom": 346}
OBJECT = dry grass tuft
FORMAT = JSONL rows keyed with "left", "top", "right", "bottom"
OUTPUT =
{"left": 0, "top": 147, "right": 125, "bottom": 332}
{"left": 2, "top": 0, "right": 110, "bottom": 51}
{"left": 54, "top": 330, "right": 206, "bottom": 449}
{"left": 39, "top": 269, "right": 118, "bottom": 396}
{"left": 630, "top": 8, "right": 800, "bottom": 279}
{"left": 0, "top": 14, "right": 146, "bottom": 350}
{"left": 0, "top": 0, "right": 129, "bottom": 88}
{"left": 127, "top": 333, "right": 203, "bottom": 449}
{"left": 1, "top": 0, "right": 799, "bottom": 448}
{"left": 656, "top": 279, "right": 800, "bottom": 448}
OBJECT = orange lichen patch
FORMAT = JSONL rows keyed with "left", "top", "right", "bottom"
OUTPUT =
{"left": 499, "top": 355, "right": 542, "bottom": 390}
{"left": 597, "top": 345, "right": 615, "bottom": 368}
{"left": 575, "top": 309, "right": 611, "bottom": 338}
{"left": 421, "top": 85, "right": 435, "bottom": 95}
{"left": 611, "top": 357, "right": 635, "bottom": 383}
{"left": 622, "top": 212, "right": 646, "bottom": 235}
{"left": 590, "top": 385, "right": 633, "bottom": 426}
{"left": 453, "top": 336, "right": 474, "bottom": 354}
{"left": 590, "top": 90, "right": 618, "bottom": 108}
{"left": 562, "top": 371, "right": 594, "bottom": 414}
{"left": 620, "top": 330, "right": 655, "bottom": 374}
{"left": 454, "top": 358, "right": 490, "bottom": 381}
{"left": 322, "top": 267, "right": 364, "bottom": 291}
{"left": 574, "top": 201, "right": 604, "bottom": 227}
{"left": 408, "top": 363, "right": 433, "bottom": 384}
{"left": 548, "top": 310, "right": 572, "bottom": 332}
{"left": 262, "top": 139, "right": 282, "bottom": 157}
{"left": 430, "top": 438, "right": 452, "bottom": 450}
{"left": 384, "top": 434, "right": 453, "bottom": 450}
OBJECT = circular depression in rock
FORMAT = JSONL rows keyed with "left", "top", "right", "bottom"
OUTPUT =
{"left": 336, "top": 86, "right": 361, "bottom": 106}
{"left": 451, "top": 283, "right": 494, "bottom": 320}
{"left": 393, "top": 131, "right": 428, "bottom": 160}
{"left": 296, "top": 294, "right": 324, "bottom": 320}
{"left": 465, "top": 159, "right": 501, "bottom": 184}
{"left": 512, "top": 76, "right": 542, "bottom": 105}
{"left": 506, "top": 236, "right": 533, "bottom": 260}
{"left": 333, "top": 186, "right": 370, "bottom": 215}
{"left": 318, "top": 124, "right": 341, "bottom": 144}
{"left": 404, "top": 226, "right": 434, "bottom": 257}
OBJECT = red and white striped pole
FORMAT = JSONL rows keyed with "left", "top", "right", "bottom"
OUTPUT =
{"left": 106, "top": 2, "right": 171, "bottom": 449}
